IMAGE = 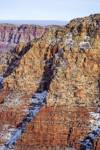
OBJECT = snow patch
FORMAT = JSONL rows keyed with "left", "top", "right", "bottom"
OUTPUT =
{"left": 0, "top": 125, "right": 15, "bottom": 142}
{"left": 65, "top": 38, "right": 74, "bottom": 47}
{"left": 79, "top": 41, "right": 91, "bottom": 51}
{"left": 80, "top": 112, "right": 100, "bottom": 149}
{"left": 32, "top": 91, "right": 47, "bottom": 103}
{"left": 90, "top": 112, "right": 100, "bottom": 130}
{"left": 6, "top": 129, "right": 22, "bottom": 147}
{"left": 3, "top": 90, "right": 48, "bottom": 148}
{"left": 0, "top": 75, "right": 4, "bottom": 88}
{"left": 66, "top": 32, "right": 72, "bottom": 39}
{"left": 0, "top": 144, "right": 14, "bottom": 150}
{"left": 0, "top": 75, "right": 3, "bottom": 83}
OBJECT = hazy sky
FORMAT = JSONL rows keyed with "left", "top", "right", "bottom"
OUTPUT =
{"left": 0, "top": 0, "right": 99, "bottom": 21}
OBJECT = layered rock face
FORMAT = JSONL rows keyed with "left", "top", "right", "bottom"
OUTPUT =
{"left": 0, "top": 24, "right": 47, "bottom": 53}
{"left": 0, "top": 14, "right": 100, "bottom": 150}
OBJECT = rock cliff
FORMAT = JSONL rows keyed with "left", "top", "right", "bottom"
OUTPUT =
{"left": 0, "top": 14, "right": 100, "bottom": 150}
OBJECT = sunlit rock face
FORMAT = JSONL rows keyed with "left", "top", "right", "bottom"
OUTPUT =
{"left": 0, "top": 14, "right": 100, "bottom": 150}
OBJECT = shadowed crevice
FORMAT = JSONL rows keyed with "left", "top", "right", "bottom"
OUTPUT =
{"left": 2, "top": 29, "right": 47, "bottom": 79}
{"left": 3, "top": 43, "right": 32, "bottom": 78}
{"left": 4, "top": 44, "right": 60, "bottom": 149}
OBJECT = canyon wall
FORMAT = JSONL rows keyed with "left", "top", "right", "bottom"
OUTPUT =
{"left": 0, "top": 14, "right": 100, "bottom": 150}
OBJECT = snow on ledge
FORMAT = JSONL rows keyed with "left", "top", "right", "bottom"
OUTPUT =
{"left": 90, "top": 112, "right": 100, "bottom": 130}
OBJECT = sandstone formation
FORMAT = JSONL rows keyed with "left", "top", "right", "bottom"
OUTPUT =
{"left": 0, "top": 14, "right": 100, "bottom": 150}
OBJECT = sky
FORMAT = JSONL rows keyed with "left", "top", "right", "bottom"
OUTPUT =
{"left": 0, "top": 0, "right": 99, "bottom": 21}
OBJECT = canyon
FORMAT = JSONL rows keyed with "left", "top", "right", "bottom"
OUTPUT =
{"left": 0, "top": 14, "right": 100, "bottom": 150}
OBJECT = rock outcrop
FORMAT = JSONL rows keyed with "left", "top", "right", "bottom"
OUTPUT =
{"left": 0, "top": 14, "right": 100, "bottom": 150}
